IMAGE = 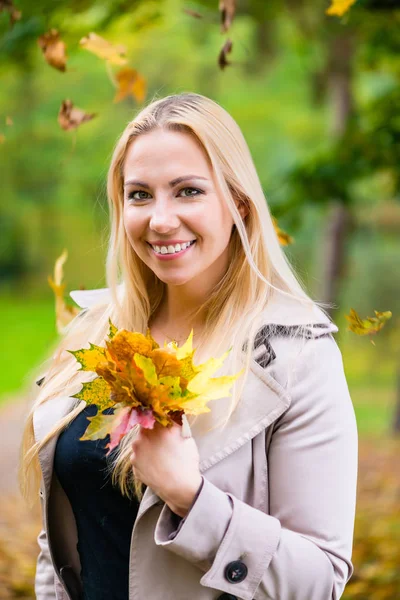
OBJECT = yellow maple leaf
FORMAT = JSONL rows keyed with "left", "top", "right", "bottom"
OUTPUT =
{"left": 48, "top": 249, "right": 80, "bottom": 333}
{"left": 67, "top": 343, "right": 107, "bottom": 371}
{"left": 79, "top": 406, "right": 124, "bottom": 442}
{"left": 72, "top": 375, "right": 114, "bottom": 411}
{"left": 169, "top": 329, "right": 194, "bottom": 359}
{"left": 272, "top": 217, "right": 294, "bottom": 246}
{"left": 345, "top": 308, "right": 392, "bottom": 345}
{"left": 326, "top": 0, "right": 357, "bottom": 17}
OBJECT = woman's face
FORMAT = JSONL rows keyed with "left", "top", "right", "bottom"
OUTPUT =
{"left": 122, "top": 128, "right": 245, "bottom": 289}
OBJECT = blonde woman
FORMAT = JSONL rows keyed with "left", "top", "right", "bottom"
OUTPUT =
{"left": 20, "top": 92, "right": 358, "bottom": 600}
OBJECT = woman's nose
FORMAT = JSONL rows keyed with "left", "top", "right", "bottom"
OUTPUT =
{"left": 149, "top": 199, "right": 180, "bottom": 232}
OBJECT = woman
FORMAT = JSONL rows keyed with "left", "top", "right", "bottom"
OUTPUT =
{"left": 20, "top": 92, "right": 358, "bottom": 600}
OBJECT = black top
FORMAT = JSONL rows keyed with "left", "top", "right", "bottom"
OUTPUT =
{"left": 54, "top": 404, "right": 143, "bottom": 600}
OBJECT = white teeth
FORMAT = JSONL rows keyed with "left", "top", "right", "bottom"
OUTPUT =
{"left": 151, "top": 240, "right": 195, "bottom": 254}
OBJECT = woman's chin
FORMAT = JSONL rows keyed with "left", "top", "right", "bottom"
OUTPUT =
{"left": 156, "top": 274, "right": 195, "bottom": 287}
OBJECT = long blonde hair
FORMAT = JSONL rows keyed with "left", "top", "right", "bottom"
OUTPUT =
{"left": 19, "top": 91, "right": 334, "bottom": 506}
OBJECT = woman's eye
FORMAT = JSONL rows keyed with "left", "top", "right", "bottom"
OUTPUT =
{"left": 127, "top": 191, "right": 150, "bottom": 201}
{"left": 179, "top": 187, "right": 203, "bottom": 197}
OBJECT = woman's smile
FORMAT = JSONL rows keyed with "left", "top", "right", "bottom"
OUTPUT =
{"left": 147, "top": 239, "right": 197, "bottom": 261}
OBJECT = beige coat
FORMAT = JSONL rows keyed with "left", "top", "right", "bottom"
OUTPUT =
{"left": 33, "top": 292, "right": 358, "bottom": 600}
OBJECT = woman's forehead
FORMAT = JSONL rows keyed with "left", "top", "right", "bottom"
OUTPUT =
{"left": 125, "top": 130, "right": 209, "bottom": 169}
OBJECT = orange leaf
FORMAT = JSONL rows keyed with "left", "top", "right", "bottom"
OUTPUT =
{"left": 37, "top": 29, "right": 68, "bottom": 72}
{"left": 113, "top": 67, "right": 147, "bottom": 103}
{"left": 0, "top": 0, "right": 21, "bottom": 26}
{"left": 218, "top": 38, "right": 233, "bottom": 70}
{"left": 105, "top": 329, "right": 154, "bottom": 364}
{"left": 58, "top": 99, "right": 96, "bottom": 131}
{"left": 219, "top": 0, "right": 236, "bottom": 33}
{"left": 149, "top": 347, "right": 182, "bottom": 379}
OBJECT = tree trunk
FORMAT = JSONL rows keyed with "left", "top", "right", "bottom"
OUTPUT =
{"left": 320, "top": 34, "right": 354, "bottom": 314}
{"left": 320, "top": 202, "right": 353, "bottom": 307}
{"left": 392, "top": 365, "right": 400, "bottom": 435}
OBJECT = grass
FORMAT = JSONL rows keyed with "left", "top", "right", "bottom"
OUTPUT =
{"left": 0, "top": 294, "right": 59, "bottom": 404}
{"left": 350, "top": 383, "right": 396, "bottom": 438}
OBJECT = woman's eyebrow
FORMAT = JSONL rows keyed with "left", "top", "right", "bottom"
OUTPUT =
{"left": 123, "top": 175, "right": 209, "bottom": 189}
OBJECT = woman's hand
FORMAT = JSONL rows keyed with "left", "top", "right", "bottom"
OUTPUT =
{"left": 130, "top": 420, "right": 203, "bottom": 518}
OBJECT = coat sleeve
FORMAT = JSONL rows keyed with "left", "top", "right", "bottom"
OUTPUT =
{"left": 35, "top": 490, "right": 57, "bottom": 599}
{"left": 154, "top": 335, "right": 358, "bottom": 600}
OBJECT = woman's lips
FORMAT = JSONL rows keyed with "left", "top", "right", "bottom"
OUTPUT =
{"left": 147, "top": 240, "right": 196, "bottom": 261}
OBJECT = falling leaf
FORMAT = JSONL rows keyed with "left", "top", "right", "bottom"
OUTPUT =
{"left": 0, "top": 133, "right": 5, "bottom": 144}
{"left": 113, "top": 67, "right": 147, "bottom": 103}
{"left": 58, "top": 99, "right": 96, "bottom": 131}
{"left": 183, "top": 8, "right": 203, "bottom": 19}
{"left": 5, "top": 116, "right": 13, "bottom": 126}
{"left": 47, "top": 249, "right": 80, "bottom": 333}
{"left": 37, "top": 29, "right": 68, "bottom": 72}
{"left": 219, "top": 0, "right": 236, "bottom": 33}
{"left": 326, "top": 0, "right": 357, "bottom": 17}
{"left": 0, "top": 0, "right": 21, "bottom": 26}
{"left": 345, "top": 308, "right": 392, "bottom": 343}
{"left": 218, "top": 38, "right": 233, "bottom": 70}
{"left": 272, "top": 216, "right": 294, "bottom": 246}
{"left": 79, "top": 32, "right": 128, "bottom": 65}
{"left": 69, "top": 323, "right": 243, "bottom": 450}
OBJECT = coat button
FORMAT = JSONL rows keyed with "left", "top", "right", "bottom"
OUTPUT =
{"left": 224, "top": 559, "right": 248, "bottom": 583}
{"left": 217, "top": 594, "right": 238, "bottom": 600}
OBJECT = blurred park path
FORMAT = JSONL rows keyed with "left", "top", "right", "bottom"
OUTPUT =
{"left": 0, "top": 394, "right": 27, "bottom": 495}
{"left": 0, "top": 394, "right": 41, "bottom": 599}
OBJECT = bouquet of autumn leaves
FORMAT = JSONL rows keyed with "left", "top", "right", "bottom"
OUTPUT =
{"left": 68, "top": 320, "right": 242, "bottom": 455}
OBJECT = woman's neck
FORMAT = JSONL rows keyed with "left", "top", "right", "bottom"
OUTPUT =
{"left": 149, "top": 287, "right": 207, "bottom": 346}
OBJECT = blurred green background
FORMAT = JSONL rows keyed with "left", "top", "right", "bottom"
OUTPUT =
{"left": 0, "top": 0, "right": 399, "bottom": 597}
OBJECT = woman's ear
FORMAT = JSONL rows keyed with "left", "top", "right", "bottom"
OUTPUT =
{"left": 236, "top": 199, "right": 249, "bottom": 220}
